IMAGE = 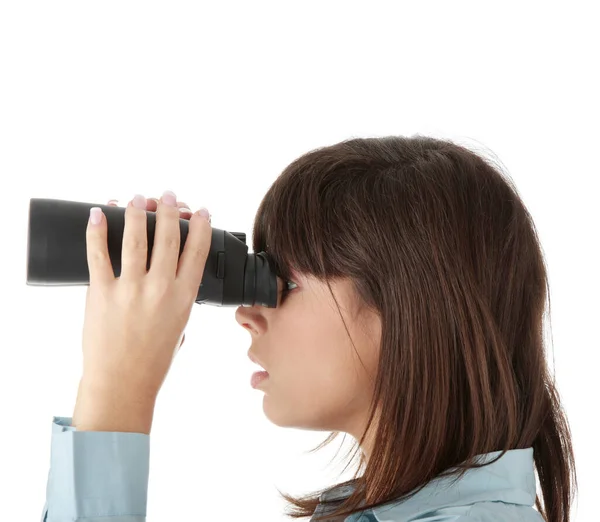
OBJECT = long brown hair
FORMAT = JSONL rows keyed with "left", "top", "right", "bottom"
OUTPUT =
{"left": 250, "top": 135, "right": 578, "bottom": 522}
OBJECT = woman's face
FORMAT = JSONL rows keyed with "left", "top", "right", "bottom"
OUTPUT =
{"left": 235, "top": 270, "right": 381, "bottom": 442}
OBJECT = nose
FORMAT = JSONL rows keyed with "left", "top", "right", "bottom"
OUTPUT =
{"left": 235, "top": 276, "right": 282, "bottom": 332}
{"left": 235, "top": 305, "right": 256, "bottom": 333}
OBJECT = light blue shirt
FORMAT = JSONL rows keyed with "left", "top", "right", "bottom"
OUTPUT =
{"left": 41, "top": 416, "right": 544, "bottom": 521}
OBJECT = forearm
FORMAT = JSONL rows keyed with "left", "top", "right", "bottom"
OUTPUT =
{"left": 72, "top": 378, "right": 157, "bottom": 434}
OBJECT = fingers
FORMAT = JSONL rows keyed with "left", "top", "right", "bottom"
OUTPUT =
{"left": 86, "top": 208, "right": 116, "bottom": 287}
{"left": 178, "top": 204, "right": 193, "bottom": 220}
{"left": 106, "top": 194, "right": 197, "bottom": 283}
{"left": 176, "top": 210, "right": 212, "bottom": 295}
{"left": 146, "top": 198, "right": 159, "bottom": 212}
{"left": 120, "top": 197, "right": 149, "bottom": 280}
{"left": 148, "top": 192, "right": 182, "bottom": 280}
{"left": 150, "top": 197, "right": 192, "bottom": 219}
{"left": 107, "top": 198, "right": 193, "bottom": 219}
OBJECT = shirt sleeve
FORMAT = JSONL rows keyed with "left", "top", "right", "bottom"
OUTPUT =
{"left": 40, "top": 416, "right": 150, "bottom": 522}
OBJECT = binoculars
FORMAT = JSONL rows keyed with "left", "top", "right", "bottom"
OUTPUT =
{"left": 26, "top": 198, "right": 279, "bottom": 308}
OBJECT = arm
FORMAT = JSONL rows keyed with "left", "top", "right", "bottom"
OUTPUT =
{"left": 41, "top": 415, "right": 150, "bottom": 522}
{"left": 41, "top": 193, "right": 199, "bottom": 521}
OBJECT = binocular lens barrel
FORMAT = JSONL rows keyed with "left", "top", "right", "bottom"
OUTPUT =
{"left": 26, "top": 198, "right": 278, "bottom": 308}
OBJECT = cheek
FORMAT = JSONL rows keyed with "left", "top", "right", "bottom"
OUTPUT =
{"left": 263, "top": 345, "right": 363, "bottom": 430}
{"left": 263, "top": 299, "right": 373, "bottom": 428}
{"left": 283, "top": 315, "right": 363, "bottom": 395}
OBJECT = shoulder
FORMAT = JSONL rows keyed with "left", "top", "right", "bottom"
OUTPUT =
{"left": 370, "top": 501, "right": 544, "bottom": 522}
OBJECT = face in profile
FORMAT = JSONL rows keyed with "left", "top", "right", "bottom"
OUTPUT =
{"left": 235, "top": 270, "right": 381, "bottom": 441}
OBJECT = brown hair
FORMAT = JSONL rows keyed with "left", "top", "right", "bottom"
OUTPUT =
{"left": 250, "top": 135, "right": 578, "bottom": 522}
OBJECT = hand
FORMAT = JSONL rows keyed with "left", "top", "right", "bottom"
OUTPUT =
{"left": 72, "top": 191, "right": 212, "bottom": 434}
{"left": 105, "top": 196, "right": 198, "bottom": 350}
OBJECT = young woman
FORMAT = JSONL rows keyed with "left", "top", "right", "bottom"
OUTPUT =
{"left": 40, "top": 136, "right": 577, "bottom": 522}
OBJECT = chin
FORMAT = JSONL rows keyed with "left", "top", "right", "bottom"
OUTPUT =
{"left": 262, "top": 394, "right": 294, "bottom": 427}
{"left": 262, "top": 395, "right": 328, "bottom": 431}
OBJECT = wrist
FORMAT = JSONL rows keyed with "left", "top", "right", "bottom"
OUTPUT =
{"left": 72, "top": 378, "right": 157, "bottom": 434}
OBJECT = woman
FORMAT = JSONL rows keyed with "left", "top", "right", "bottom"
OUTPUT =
{"left": 40, "top": 135, "right": 577, "bottom": 522}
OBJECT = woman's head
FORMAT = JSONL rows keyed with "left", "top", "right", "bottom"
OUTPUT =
{"left": 235, "top": 135, "right": 577, "bottom": 522}
{"left": 236, "top": 264, "right": 382, "bottom": 445}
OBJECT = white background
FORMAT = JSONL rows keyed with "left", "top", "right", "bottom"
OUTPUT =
{"left": 0, "top": 2, "right": 597, "bottom": 521}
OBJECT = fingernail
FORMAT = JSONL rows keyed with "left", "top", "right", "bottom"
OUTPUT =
{"left": 89, "top": 207, "right": 103, "bottom": 225}
{"left": 162, "top": 190, "right": 177, "bottom": 206}
{"left": 133, "top": 194, "right": 147, "bottom": 209}
{"left": 107, "top": 199, "right": 118, "bottom": 205}
{"left": 179, "top": 207, "right": 192, "bottom": 214}
{"left": 195, "top": 208, "right": 211, "bottom": 222}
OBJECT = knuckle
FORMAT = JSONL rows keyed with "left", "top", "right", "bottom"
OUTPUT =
{"left": 89, "top": 248, "right": 107, "bottom": 265}
{"left": 118, "top": 281, "right": 143, "bottom": 304}
{"left": 191, "top": 228, "right": 211, "bottom": 259}
{"left": 156, "top": 204, "right": 181, "bottom": 250}
{"left": 147, "top": 278, "right": 172, "bottom": 301}
{"left": 193, "top": 244, "right": 210, "bottom": 260}
{"left": 123, "top": 209, "right": 147, "bottom": 251}
{"left": 164, "top": 235, "right": 180, "bottom": 252}
{"left": 124, "top": 236, "right": 147, "bottom": 252}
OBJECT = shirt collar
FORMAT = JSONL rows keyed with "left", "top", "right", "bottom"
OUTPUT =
{"left": 319, "top": 447, "right": 537, "bottom": 518}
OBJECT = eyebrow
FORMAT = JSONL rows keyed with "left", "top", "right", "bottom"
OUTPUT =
{"left": 290, "top": 270, "right": 304, "bottom": 283}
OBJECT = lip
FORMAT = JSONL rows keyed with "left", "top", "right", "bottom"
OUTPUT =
{"left": 247, "top": 350, "right": 267, "bottom": 371}
{"left": 251, "top": 370, "right": 270, "bottom": 389}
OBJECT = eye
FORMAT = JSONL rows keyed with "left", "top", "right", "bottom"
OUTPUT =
{"left": 279, "top": 279, "right": 298, "bottom": 301}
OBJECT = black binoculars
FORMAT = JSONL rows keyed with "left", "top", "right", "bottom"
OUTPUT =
{"left": 26, "top": 198, "right": 278, "bottom": 308}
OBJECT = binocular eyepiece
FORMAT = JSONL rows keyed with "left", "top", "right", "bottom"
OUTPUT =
{"left": 26, "top": 198, "right": 279, "bottom": 308}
